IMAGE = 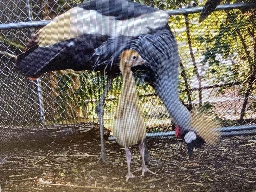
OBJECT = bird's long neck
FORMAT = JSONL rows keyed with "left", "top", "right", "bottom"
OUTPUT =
{"left": 155, "top": 74, "right": 192, "bottom": 133}
{"left": 119, "top": 63, "right": 138, "bottom": 105}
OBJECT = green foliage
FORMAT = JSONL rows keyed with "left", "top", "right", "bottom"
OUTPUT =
{"left": 49, "top": 71, "right": 107, "bottom": 123}
{"left": 45, "top": 0, "right": 255, "bottom": 124}
{"left": 135, "top": 0, "right": 196, "bottom": 9}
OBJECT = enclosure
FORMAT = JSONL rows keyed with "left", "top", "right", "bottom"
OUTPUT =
{"left": 0, "top": 0, "right": 256, "bottom": 191}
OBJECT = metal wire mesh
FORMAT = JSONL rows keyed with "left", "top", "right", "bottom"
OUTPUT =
{"left": 0, "top": 0, "right": 255, "bottom": 132}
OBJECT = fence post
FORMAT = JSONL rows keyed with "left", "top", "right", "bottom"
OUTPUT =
{"left": 36, "top": 78, "right": 45, "bottom": 125}
{"left": 26, "top": 0, "right": 45, "bottom": 125}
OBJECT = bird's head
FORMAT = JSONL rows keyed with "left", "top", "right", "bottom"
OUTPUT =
{"left": 119, "top": 49, "right": 146, "bottom": 73}
{"left": 121, "top": 49, "right": 146, "bottom": 67}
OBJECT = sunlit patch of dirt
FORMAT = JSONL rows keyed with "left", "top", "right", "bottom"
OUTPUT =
{"left": 0, "top": 128, "right": 255, "bottom": 192}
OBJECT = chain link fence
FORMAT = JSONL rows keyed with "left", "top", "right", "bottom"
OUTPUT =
{"left": 0, "top": 0, "right": 256, "bottom": 134}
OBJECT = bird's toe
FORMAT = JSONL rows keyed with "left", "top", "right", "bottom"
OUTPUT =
{"left": 126, "top": 172, "right": 135, "bottom": 182}
{"left": 136, "top": 166, "right": 156, "bottom": 176}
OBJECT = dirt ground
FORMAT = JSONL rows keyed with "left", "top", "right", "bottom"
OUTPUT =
{"left": 0, "top": 126, "right": 255, "bottom": 192}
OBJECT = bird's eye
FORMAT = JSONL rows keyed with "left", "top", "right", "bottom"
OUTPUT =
{"left": 132, "top": 55, "right": 138, "bottom": 60}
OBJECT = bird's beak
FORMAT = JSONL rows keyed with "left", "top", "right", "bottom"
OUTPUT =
{"left": 134, "top": 57, "right": 146, "bottom": 67}
{"left": 138, "top": 57, "right": 146, "bottom": 65}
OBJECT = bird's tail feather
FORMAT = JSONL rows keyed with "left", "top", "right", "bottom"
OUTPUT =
{"left": 16, "top": 45, "right": 65, "bottom": 78}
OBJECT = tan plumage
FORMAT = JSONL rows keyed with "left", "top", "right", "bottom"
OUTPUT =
{"left": 113, "top": 50, "right": 155, "bottom": 181}
{"left": 113, "top": 50, "right": 146, "bottom": 147}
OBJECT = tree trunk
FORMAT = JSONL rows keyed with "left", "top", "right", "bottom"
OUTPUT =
{"left": 237, "top": 16, "right": 256, "bottom": 122}
{"left": 180, "top": 61, "right": 193, "bottom": 110}
{"left": 184, "top": 14, "right": 202, "bottom": 106}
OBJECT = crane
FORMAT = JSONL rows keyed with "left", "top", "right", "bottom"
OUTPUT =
{"left": 16, "top": 0, "right": 217, "bottom": 162}
{"left": 113, "top": 49, "right": 155, "bottom": 181}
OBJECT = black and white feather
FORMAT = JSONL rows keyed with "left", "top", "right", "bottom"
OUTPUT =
{"left": 16, "top": 0, "right": 169, "bottom": 78}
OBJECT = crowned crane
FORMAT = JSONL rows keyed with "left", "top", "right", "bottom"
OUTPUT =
{"left": 16, "top": 0, "right": 217, "bottom": 162}
{"left": 113, "top": 49, "right": 155, "bottom": 181}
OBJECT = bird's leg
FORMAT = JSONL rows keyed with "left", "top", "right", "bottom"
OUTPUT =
{"left": 143, "top": 140, "right": 151, "bottom": 165}
{"left": 125, "top": 147, "right": 135, "bottom": 182}
{"left": 137, "top": 141, "right": 156, "bottom": 176}
{"left": 95, "top": 75, "right": 113, "bottom": 163}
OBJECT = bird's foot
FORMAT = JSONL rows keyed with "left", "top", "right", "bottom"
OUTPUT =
{"left": 135, "top": 165, "right": 156, "bottom": 176}
{"left": 126, "top": 172, "right": 135, "bottom": 182}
